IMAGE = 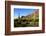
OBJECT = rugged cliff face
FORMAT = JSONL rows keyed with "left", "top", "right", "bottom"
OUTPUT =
{"left": 20, "top": 9, "right": 39, "bottom": 21}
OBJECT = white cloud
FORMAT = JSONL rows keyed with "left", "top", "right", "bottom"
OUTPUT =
{"left": 14, "top": 16, "right": 18, "bottom": 19}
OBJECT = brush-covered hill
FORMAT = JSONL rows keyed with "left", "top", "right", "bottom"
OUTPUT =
{"left": 20, "top": 9, "right": 39, "bottom": 21}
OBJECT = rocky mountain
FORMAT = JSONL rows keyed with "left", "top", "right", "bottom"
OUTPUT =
{"left": 21, "top": 9, "right": 39, "bottom": 20}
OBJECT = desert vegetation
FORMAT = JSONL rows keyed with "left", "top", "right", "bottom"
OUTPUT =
{"left": 14, "top": 10, "right": 39, "bottom": 27}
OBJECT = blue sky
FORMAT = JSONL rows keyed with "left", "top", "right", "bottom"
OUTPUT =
{"left": 14, "top": 8, "right": 36, "bottom": 17}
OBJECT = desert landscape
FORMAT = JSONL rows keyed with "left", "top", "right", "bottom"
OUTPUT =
{"left": 14, "top": 9, "right": 39, "bottom": 27}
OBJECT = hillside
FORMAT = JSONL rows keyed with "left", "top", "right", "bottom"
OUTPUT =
{"left": 20, "top": 9, "right": 39, "bottom": 21}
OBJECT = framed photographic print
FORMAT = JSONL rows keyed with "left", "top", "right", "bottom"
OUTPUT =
{"left": 5, "top": 1, "right": 45, "bottom": 35}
